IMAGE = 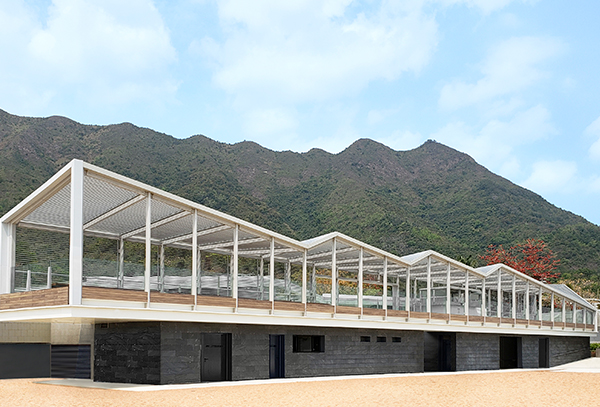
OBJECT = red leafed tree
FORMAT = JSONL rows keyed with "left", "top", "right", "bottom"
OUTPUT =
{"left": 480, "top": 239, "right": 560, "bottom": 283}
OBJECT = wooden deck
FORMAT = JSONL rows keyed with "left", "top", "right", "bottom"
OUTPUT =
{"left": 0, "top": 287, "right": 596, "bottom": 333}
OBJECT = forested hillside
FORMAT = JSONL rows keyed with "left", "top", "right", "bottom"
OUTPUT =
{"left": 1, "top": 109, "right": 599, "bottom": 294}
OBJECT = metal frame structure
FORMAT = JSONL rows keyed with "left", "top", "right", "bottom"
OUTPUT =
{"left": 0, "top": 160, "right": 596, "bottom": 336}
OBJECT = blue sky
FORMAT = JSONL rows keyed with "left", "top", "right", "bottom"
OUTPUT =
{"left": 2, "top": 1, "right": 600, "bottom": 226}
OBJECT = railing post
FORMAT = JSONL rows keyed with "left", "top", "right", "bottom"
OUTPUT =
{"left": 47, "top": 266, "right": 52, "bottom": 289}
{"left": 26, "top": 270, "right": 31, "bottom": 291}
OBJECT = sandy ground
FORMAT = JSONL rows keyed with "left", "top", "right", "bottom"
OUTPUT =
{"left": 2, "top": 370, "right": 600, "bottom": 407}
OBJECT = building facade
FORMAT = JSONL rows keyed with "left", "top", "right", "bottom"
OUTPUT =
{"left": 0, "top": 160, "right": 595, "bottom": 382}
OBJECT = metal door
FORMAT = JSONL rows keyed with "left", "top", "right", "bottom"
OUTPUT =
{"left": 202, "top": 333, "right": 223, "bottom": 382}
{"left": 539, "top": 338, "right": 550, "bottom": 368}
{"left": 439, "top": 336, "right": 453, "bottom": 372}
{"left": 269, "top": 334, "right": 285, "bottom": 378}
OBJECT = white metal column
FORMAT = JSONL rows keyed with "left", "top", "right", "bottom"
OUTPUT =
{"left": 191, "top": 209, "right": 198, "bottom": 297}
{"left": 465, "top": 271, "right": 469, "bottom": 317}
{"left": 446, "top": 263, "right": 451, "bottom": 315}
{"left": 69, "top": 160, "right": 85, "bottom": 305}
{"left": 511, "top": 275, "right": 516, "bottom": 319}
{"left": 562, "top": 297, "right": 566, "bottom": 323}
{"left": 426, "top": 257, "right": 431, "bottom": 314}
{"left": 0, "top": 222, "right": 16, "bottom": 294}
{"left": 301, "top": 249, "right": 307, "bottom": 304}
{"left": 331, "top": 238, "right": 337, "bottom": 307}
{"left": 406, "top": 266, "right": 411, "bottom": 313}
{"left": 118, "top": 238, "right": 125, "bottom": 289}
{"left": 358, "top": 248, "right": 364, "bottom": 311}
{"left": 496, "top": 270, "right": 501, "bottom": 318}
{"left": 269, "top": 238, "right": 275, "bottom": 302}
{"left": 232, "top": 224, "right": 239, "bottom": 300}
{"left": 481, "top": 278, "right": 486, "bottom": 318}
{"left": 538, "top": 287, "right": 543, "bottom": 321}
{"left": 144, "top": 192, "right": 152, "bottom": 296}
{"left": 526, "top": 281, "right": 530, "bottom": 321}
{"left": 383, "top": 257, "right": 388, "bottom": 314}
{"left": 159, "top": 244, "right": 165, "bottom": 293}
{"left": 551, "top": 292, "right": 555, "bottom": 325}
{"left": 259, "top": 257, "right": 264, "bottom": 300}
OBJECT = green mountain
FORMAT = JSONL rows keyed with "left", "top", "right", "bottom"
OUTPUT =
{"left": 1, "top": 109, "right": 599, "bottom": 290}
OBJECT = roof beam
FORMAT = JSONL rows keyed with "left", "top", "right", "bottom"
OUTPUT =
{"left": 197, "top": 237, "right": 265, "bottom": 252}
{"left": 83, "top": 194, "right": 146, "bottom": 230}
{"left": 121, "top": 210, "right": 190, "bottom": 239}
{"left": 161, "top": 224, "right": 231, "bottom": 245}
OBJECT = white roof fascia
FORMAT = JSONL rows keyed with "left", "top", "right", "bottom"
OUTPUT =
{"left": 400, "top": 250, "right": 485, "bottom": 279}
{"left": 478, "top": 263, "right": 595, "bottom": 311}
{"left": 1, "top": 160, "right": 73, "bottom": 224}
{"left": 301, "top": 231, "right": 411, "bottom": 268}
{"left": 327, "top": 232, "right": 411, "bottom": 267}
{"left": 549, "top": 284, "right": 596, "bottom": 310}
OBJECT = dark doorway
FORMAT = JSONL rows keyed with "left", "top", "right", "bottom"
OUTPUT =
{"left": 539, "top": 338, "right": 550, "bottom": 368}
{"left": 500, "top": 336, "right": 522, "bottom": 369}
{"left": 424, "top": 332, "right": 455, "bottom": 372}
{"left": 439, "top": 335, "right": 453, "bottom": 372}
{"left": 269, "top": 334, "right": 285, "bottom": 378}
{"left": 201, "top": 333, "right": 232, "bottom": 382}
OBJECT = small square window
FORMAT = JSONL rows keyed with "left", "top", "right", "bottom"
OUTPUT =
{"left": 376, "top": 336, "right": 386, "bottom": 343}
{"left": 293, "top": 335, "right": 325, "bottom": 352}
{"left": 392, "top": 337, "right": 402, "bottom": 343}
{"left": 360, "top": 336, "right": 371, "bottom": 342}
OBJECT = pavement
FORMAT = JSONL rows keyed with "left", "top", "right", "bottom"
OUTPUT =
{"left": 35, "top": 357, "right": 600, "bottom": 392}
{"left": 550, "top": 356, "right": 600, "bottom": 372}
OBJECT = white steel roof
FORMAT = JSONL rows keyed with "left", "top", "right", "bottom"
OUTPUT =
{"left": 1, "top": 159, "right": 595, "bottom": 311}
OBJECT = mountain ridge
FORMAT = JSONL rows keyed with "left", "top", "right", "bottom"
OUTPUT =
{"left": 0, "top": 109, "right": 598, "bottom": 290}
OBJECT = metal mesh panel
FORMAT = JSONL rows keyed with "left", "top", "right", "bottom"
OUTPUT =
{"left": 152, "top": 213, "right": 193, "bottom": 242}
{"left": 22, "top": 183, "right": 71, "bottom": 228}
{"left": 82, "top": 176, "right": 139, "bottom": 225}
{"left": 14, "top": 226, "right": 70, "bottom": 291}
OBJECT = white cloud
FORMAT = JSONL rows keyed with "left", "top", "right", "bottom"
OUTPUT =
{"left": 0, "top": 0, "right": 177, "bottom": 111}
{"left": 439, "top": 36, "right": 564, "bottom": 110}
{"left": 378, "top": 130, "right": 424, "bottom": 152}
{"left": 201, "top": 0, "right": 438, "bottom": 106}
{"left": 434, "top": 0, "right": 536, "bottom": 15}
{"left": 584, "top": 116, "right": 600, "bottom": 160}
{"left": 521, "top": 160, "right": 577, "bottom": 194}
{"left": 431, "top": 105, "right": 555, "bottom": 171}
{"left": 243, "top": 108, "right": 298, "bottom": 138}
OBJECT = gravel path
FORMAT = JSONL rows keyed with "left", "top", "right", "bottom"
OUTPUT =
{"left": 2, "top": 370, "right": 600, "bottom": 407}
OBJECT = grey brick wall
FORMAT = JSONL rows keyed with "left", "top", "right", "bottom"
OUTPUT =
{"left": 522, "top": 336, "right": 539, "bottom": 368}
{"left": 160, "top": 323, "right": 202, "bottom": 384}
{"left": 94, "top": 322, "right": 161, "bottom": 384}
{"left": 550, "top": 336, "right": 589, "bottom": 367}
{"left": 455, "top": 333, "right": 499, "bottom": 371}
{"left": 94, "top": 321, "right": 592, "bottom": 383}
{"left": 283, "top": 328, "right": 423, "bottom": 378}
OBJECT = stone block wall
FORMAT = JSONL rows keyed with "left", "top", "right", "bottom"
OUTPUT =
{"left": 521, "top": 336, "right": 539, "bottom": 368}
{"left": 94, "top": 322, "right": 161, "bottom": 384}
{"left": 550, "top": 335, "right": 589, "bottom": 367}
{"left": 93, "top": 321, "right": 593, "bottom": 384}
{"left": 455, "top": 332, "right": 500, "bottom": 371}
